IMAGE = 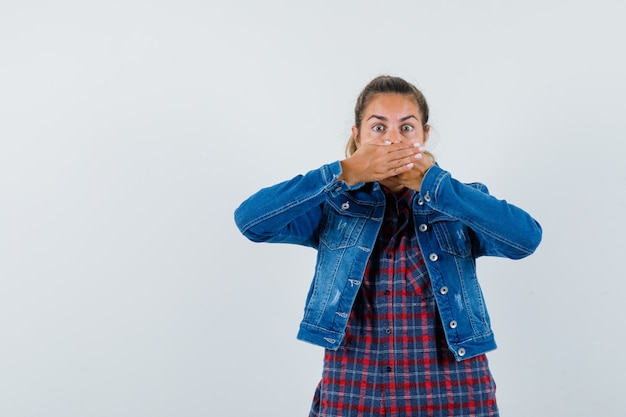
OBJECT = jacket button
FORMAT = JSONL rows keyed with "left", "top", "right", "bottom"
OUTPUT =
{"left": 418, "top": 224, "right": 428, "bottom": 232}
{"left": 449, "top": 320, "right": 457, "bottom": 329}
{"left": 440, "top": 286, "right": 448, "bottom": 295}
{"left": 341, "top": 202, "right": 350, "bottom": 210}
{"left": 417, "top": 198, "right": 424, "bottom": 206}
{"left": 424, "top": 191, "right": 431, "bottom": 202}
{"left": 429, "top": 253, "right": 439, "bottom": 262}
{"left": 458, "top": 348, "right": 466, "bottom": 357}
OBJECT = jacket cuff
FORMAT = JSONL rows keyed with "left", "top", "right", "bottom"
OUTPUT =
{"left": 420, "top": 163, "right": 448, "bottom": 201}
{"left": 322, "top": 160, "right": 365, "bottom": 197}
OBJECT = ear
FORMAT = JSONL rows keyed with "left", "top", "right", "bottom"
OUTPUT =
{"left": 423, "top": 125, "right": 430, "bottom": 144}
{"left": 351, "top": 125, "right": 360, "bottom": 146}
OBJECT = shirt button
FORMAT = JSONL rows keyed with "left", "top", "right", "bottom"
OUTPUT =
{"left": 385, "top": 253, "right": 392, "bottom": 259}
{"left": 385, "top": 328, "right": 392, "bottom": 334}
{"left": 429, "top": 253, "right": 439, "bottom": 262}
{"left": 341, "top": 202, "right": 350, "bottom": 210}
{"left": 418, "top": 224, "right": 428, "bottom": 232}
{"left": 449, "top": 320, "right": 458, "bottom": 329}
{"left": 386, "top": 366, "right": 392, "bottom": 372}
{"left": 384, "top": 290, "right": 391, "bottom": 295}
{"left": 458, "top": 348, "right": 466, "bottom": 357}
{"left": 440, "top": 286, "right": 448, "bottom": 295}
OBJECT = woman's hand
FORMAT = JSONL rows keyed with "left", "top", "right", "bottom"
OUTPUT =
{"left": 395, "top": 151, "right": 435, "bottom": 192}
{"left": 338, "top": 140, "right": 424, "bottom": 186}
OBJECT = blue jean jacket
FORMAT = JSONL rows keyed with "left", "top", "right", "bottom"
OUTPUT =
{"left": 234, "top": 162, "right": 542, "bottom": 360}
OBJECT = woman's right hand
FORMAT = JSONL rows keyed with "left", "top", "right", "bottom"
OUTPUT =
{"left": 338, "top": 140, "right": 424, "bottom": 186}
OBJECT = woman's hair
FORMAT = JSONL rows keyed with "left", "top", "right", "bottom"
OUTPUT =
{"left": 345, "top": 75, "right": 430, "bottom": 157}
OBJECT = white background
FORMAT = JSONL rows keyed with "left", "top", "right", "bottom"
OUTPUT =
{"left": 1, "top": 1, "right": 625, "bottom": 416}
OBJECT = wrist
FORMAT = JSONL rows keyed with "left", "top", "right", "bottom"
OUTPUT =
{"left": 338, "top": 159, "right": 358, "bottom": 186}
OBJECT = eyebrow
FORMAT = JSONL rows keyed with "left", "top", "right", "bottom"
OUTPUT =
{"left": 367, "top": 114, "right": 420, "bottom": 122}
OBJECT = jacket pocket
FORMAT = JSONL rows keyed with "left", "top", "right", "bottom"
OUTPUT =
{"left": 319, "top": 209, "right": 365, "bottom": 250}
{"left": 431, "top": 217, "right": 472, "bottom": 258}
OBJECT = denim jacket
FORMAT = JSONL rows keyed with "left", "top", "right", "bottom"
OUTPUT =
{"left": 234, "top": 161, "right": 542, "bottom": 361}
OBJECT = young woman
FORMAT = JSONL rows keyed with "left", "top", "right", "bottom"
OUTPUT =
{"left": 234, "top": 75, "right": 542, "bottom": 416}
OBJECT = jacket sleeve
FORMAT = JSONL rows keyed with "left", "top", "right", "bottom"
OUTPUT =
{"left": 420, "top": 164, "right": 542, "bottom": 259}
{"left": 234, "top": 161, "right": 349, "bottom": 248}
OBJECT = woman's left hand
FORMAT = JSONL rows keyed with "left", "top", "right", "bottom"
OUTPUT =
{"left": 394, "top": 153, "right": 435, "bottom": 192}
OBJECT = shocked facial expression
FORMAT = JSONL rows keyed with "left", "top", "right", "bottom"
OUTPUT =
{"left": 352, "top": 93, "right": 429, "bottom": 147}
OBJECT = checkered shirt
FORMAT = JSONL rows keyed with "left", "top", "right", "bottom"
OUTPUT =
{"left": 309, "top": 187, "right": 499, "bottom": 417}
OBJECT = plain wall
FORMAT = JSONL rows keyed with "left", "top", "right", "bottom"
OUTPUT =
{"left": 1, "top": 1, "right": 625, "bottom": 416}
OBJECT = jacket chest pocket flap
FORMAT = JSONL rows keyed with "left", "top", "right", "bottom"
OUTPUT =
{"left": 430, "top": 214, "right": 472, "bottom": 258}
{"left": 319, "top": 197, "right": 376, "bottom": 250}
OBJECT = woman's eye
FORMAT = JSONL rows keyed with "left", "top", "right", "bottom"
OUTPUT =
{"left": 373, "top": 125, "right": 384, "bottom": 132}
{"left": 401, "top": 125, "right": 414, "bottom": 132}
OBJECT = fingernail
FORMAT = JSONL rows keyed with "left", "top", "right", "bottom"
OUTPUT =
{"left": 413, "top": 143, "right": 421, "bottom": 147}
{"left": 419, "top": 146, "right": 427, "bottom": 152}
{"left": 407, "top": 163, "right": 414, "bottom": 169}
{"left": 415, "top": 153, "right": 423, "bottom": 159}
{"left": 384, "top": 140, "right": 392, "bottom": 145}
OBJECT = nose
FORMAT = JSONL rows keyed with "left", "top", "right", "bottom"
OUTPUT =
{"left": 386, "top": 128, "right": 403, "bottom": 144}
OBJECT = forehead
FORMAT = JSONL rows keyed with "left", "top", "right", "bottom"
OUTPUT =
{"left": 363, "top": 93, "right": 421, "bottom": 118}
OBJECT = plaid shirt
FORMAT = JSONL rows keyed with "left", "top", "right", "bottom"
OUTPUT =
{"left": 309, "top": 187, "right": 499, "bottom": 417}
